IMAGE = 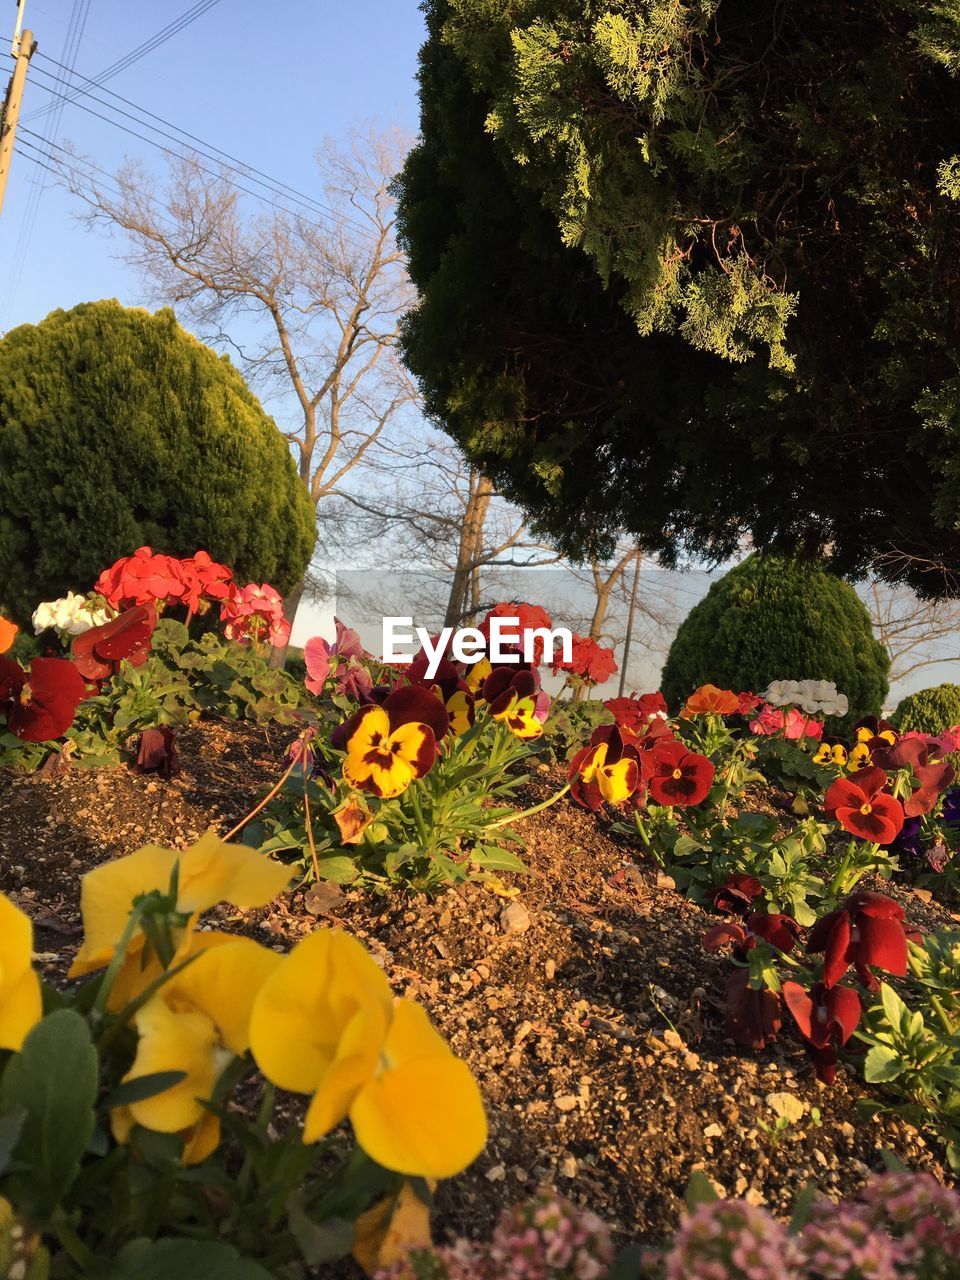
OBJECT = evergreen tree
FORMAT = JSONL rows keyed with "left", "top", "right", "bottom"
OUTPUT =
{"left": 0, "top": 300, "right": 316, "bottom": 622}
{"left": 396, "top": 2, "right": 960, "bottom": 595}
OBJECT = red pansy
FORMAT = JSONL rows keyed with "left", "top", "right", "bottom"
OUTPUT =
{"left": 806, "top": 891, "right": 908, "bottom": 989}
{"left": 711, "top": 873, "right": 764, "bottom": 916}
{"left": 72, "top": 606, "right": 158, "bottom": 681}
{"left": 643, "top": 739, "right": 715, "bottom": 806}
{"left": 824, "top": 766, "right": 905, "bottom": 844}
{"left": 135, "top": 726, "right": 181, "bottom": 778}
{"left": 0, "top": 656, "right": 87, "bottom": 742}
{"left": 724, "top": 969, "right": 783, "bottom": 1050}
{"left": 782, "top": 981, "right": 862, "bottom": 1083}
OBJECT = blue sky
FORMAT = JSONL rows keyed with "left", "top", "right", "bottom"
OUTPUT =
{"left": 0, "top": 0, "right": 427, "bottom": 332}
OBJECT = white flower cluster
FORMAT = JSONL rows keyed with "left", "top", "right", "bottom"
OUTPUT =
{"left": 32, "top": 592, "right": 113, "bottom": 637}
{"left": 762, "top": 678, "right": 848, "bottom": 718}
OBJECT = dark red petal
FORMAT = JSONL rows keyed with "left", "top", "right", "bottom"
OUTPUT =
{"left": 824, "top": 776, "right": 866, "bottom": 817}
{"left": 846, "top": 892, "right": 905, "bottom": 922}
{"left": 855, "top": 915, "right": 908, "bottom": 978}
{"left": 782, "top": 980, "right": 815, "bottom": 1040}
{"left": 384, "top": 684, "right": 450, "bottom": 740}
{"left": 8, "top": 658, "right": 87, "bottom": 742}
{"left": 823, "top": 985, "right": 862, "bottom": 1045}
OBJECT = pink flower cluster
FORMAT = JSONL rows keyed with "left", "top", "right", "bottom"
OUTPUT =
{"left": 662, "top": 1199, "right": 802, "bottom": 1280}
{"left": 376, "top": 1193, "right": 614, "bottom": 1280}
{"left": 219, "top": 583, "right": 290, "bottom": 648}
{"left": 749, "top": 703, "right": 824, "bottom": 740}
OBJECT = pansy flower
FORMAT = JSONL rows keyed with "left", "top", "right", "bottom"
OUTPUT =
{"left": 805, "top": 891, "right": 908, "bottom": 989}
{"left": 782, "top": 980, "right": 861, "bottom": 1083}
{"left": 0, "top": 893, "right": 43, "bottom": 1051}
{"left": 340, "top": 686, "right": 443, "bottom": 799}
{"left": 824, "top": 766, "right": 904, "bottom": 844}
{"left": 112, "top": 937, "right": 281, "bottom": 1164}
{"left": 724, "top": 969, "right": 782, "bottom": 1050}
{"left": 135, "top": 726, "right": 181, "bottom": 778}
{"left": 0, "top": 656, "right": 87, "bottom": 741}
{"left": 703, "top": 911, "right": 801, "bottom": 957}
{"left": 72, "top": 605, "right": 157, "bottom": 681}
{"left": 405, "top": 655, "right": 475, "bottom": 734}
{"left": 483, "top": 668, "right": 546, "bottom": 740}
{"left": 569, "top": 726, "right": 640, "bottom": 811}
{"left": 681, "top": 684, "right": 740, "bottom": 717}
{"left": 813, "top": 740, "right": 848, "bottom": 768}
{"left": 643, "top": 739, "right": 715, "bottom": 806}
{"left": 710, "top": 873, "right": 763, "bottom": 916}
{"left": 871, "top": 737, "right": 956, "bottom": 817}
{"left": 250, "top": 929, "right": 487, "bottom": 1178}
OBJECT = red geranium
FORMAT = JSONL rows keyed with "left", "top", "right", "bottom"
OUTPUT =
{"left": 0, "top": 656, "right": 87, "bottom": 742}
{"left": 72, "top": 606, "right": 157, "bottom": 681}
{"left": 480, "top": 602, "right": 554, "bottom": 663}
{"left": 552, "top": 634, "right": 618, "bottom": 686}
{"left": 604, "top": 691, "right": 668, "bottom": 732}
{"left": 178, "top": 551, "right": 233, "bottom": 613}
{"left": 806, "top": 891, "right": 908, "bottom": 989}
{"left": 643, "top": 739, "right": 715, "bottom": 806}
{"left": 95, "top": 546, "right": 186, "bottom": 609}
{"left": 782, "top": 980, "right": 861, "bottom": 1083}
{"left": 824, "top": 766, "right": 904, "bottom": 844}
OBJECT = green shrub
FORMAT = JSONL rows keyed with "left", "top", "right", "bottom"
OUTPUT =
{"left": 892, "top": 684, "right": 960, "bottom": 736}
{"left": 661, "top": 554, "right": 889, "bottom": 726}
{"left": 0, "top": 300, "right": 316, "bottom": 623}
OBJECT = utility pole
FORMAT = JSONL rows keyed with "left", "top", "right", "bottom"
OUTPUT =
{"left": 0, "top": 1, "right": 35, "bottom": 219}
{"left": 617, "top": 550, "right": 643, "bottom": 697}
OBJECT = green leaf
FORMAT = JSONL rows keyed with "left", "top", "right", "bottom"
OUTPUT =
{"left": 864, "top": 1044, "right": 904, "bottom": 1083}
{"left": 315, "top": 855, "right": 360, "bottom": 884}
{"left": 684, "top": 1169, "right": 720, "bottom": 1212}
{"left": 0, "top": 1009, "right": 98, "bottom": 1213}
{"left": 470, "top": 846, "right": 529, "bottom": 874}
{"left": 880, "top": 982, "right": 908, "bottom": 1031}
{"left": 287, "top": 1190, "right": 355, "bottom": 1265}
{"left": 0, "top": 1107, "right": 26, "bottom": 1176}
{"left": 101, "top": 1072, "right": 187, "bottom": 1111}
{"left": 604, "top": 1243, "right": 644, "bottom": 1279}
{"left": 107, "top": 1238, "right": 275, "bottom": 1280}
{"left": 788, "top": 1182, "right": 818, "bottom": 1234}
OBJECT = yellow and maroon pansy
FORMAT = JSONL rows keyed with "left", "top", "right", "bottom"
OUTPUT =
{"left": 340, "top": 687, "right": 443, "bottom": 800}
{"left": 569, "top": 726, "right": 641, "bottom": 811}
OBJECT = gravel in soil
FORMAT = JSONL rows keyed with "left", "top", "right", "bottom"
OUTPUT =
{"left": 0, "top": 718, "right": 956, "bottom": 1264}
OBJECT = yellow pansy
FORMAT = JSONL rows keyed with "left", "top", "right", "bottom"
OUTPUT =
{"left": 491, "top": 691, "right": 544, "bottom": 740}
{"left": 343, "top": 706, "right": 436, "bottom": 799}
{"left": 465, "top": 657, "right": 492, "bottom": 696}
{"left": 813, "top": 742, "right": 848, "bottom": 768}
{"left": 846, "top": 742, "right": 872, "bottom": 773}
{"left": 0, "top": 894, "right": 42, "bottom": 1052}
{"left": 445, "top": 689, "right": 475, "bottom": 735}
{"left": 577, "top": 741, "right": 638, "bottom": 805}
{"left": 112, "top": 938, "right": 281, "bottom": 1165}
{"left": 250, "top": 930, "right": 487, "bottom": 1179}
{"left": 69, "top": 831, "right": 290, "bottom": 978}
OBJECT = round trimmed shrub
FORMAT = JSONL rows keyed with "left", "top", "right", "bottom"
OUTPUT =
{"left": 661, "top": 554, "right": 889, "bottom": 725}
{"left": 0, "top": 300, "right": 316, "bottom": 624}
{"left": 892, "top": 684, "right": 960, "bottom": 735}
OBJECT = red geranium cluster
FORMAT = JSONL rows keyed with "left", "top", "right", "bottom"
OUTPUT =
{"left": 95, "top": 546, "right": 233, "bottom": 615}
{"left": 749, "top": 703, "right": 824, "bottom": 740}
{"left": 220, "top": 583, "right": 290, "bottom": 648}
{"left": 479, "top": 602, "right": 554, "bottom": 663}
{"left": 604, "top": 691, "right": 669, "bottom": 733}
{"left": 551, "top": 634, "right": 617, "bottom": 686}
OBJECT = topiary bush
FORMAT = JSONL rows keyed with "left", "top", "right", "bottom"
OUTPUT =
{"left": 0, "top": 300, "right": 316, "bottom": 624}
{"left": 892, "top": 683, "right": 960, "bottom": 736}
{"left": 661, "top": 554, "right": 889, "bottom": 726}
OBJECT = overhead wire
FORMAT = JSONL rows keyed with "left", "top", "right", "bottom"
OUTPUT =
{"left": 24, "top": 0, "right": 222, "bottom": 123}
{"left": 1, "top": 0, "right": 93, "bottom": 322}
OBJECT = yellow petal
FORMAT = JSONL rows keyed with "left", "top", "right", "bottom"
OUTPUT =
{"left": 126, "top": 998, "right": 224, "bottom": 1134}
{"left": 598, "top": 758, "right": 637, "bottom": 805}
{"left": 164, "top": 938, "right": 282, "bottom": 1055}
{"left": 105, "top": 928, "right": 241, "bottom": 1013}
{"left": 466, "top": 658, "right": 491, "bottom": 695}
{"left": 381, "top": 1000, "right": 451, "bottom": 1068}
{"left": 177, "top": 830, "right": 290, "bottom": 914}
{"left": 302, "top": 1003, "right": 386, "bottom": 1143}
{"left": 446, "top": 690, "right": 474, "bottom": 735}
{"left": 250, "top": 929, "right": 393, "bottom": 1094}
{"left": 345, "top": 751, "right": 415, "bottom": 799}
{"left": 181, "top": 1110, "right": 221, "bottom": 1165}
{"left": 70, "top": 845, "right": 179, "bottom": 975}
{"left": 351, "top": 1052, "right": 488, "bottom": 1179}
{"left": 0, "top": 968, "right": 42, "bottom": 1053}
{"left": 352, "top": 1182, "right": 433, "bottom": 1277}
{"left": 387, "top": 723, "right": 434, "bottom": 775}
{"left": 346, "top": 706, "right": 391, "bottom": 757}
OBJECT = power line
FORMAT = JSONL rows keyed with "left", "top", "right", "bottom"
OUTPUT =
{"left": 1, "top": 0, "right": 93, "bottom": 323}
{"left": 25, "top": 0, "right": 222, "bottom": 124}
{"left": 30, "top": 49, "right": 376, "bottom": 239}
{"left": 22, "top": 63, "right": 379, "bottom": 247}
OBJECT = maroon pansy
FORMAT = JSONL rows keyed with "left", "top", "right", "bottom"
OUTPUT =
{"left": 643, "top": 739, "right": 715, "bottom": 806}
{"left": 725, "top": 969, "right": 783, "bottom": 1050}
{"left": 0, "top": 656, "right": 87, "bottom": 742}
{"left": 711, "top": 873, "right": 764, "bottom": 916}
{"left": 135, "top": 726, "right": 181, "bottom": 778}
{"left": 806, "top": 891, "right": 908, "bottom": 989}
{"left": 73, "top": 605, "right": 158, "bottom": 681}
{"left": 782, "top": 980, "right": 862, "bottom": 1083}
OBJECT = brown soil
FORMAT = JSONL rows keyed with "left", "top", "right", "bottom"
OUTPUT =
{"left": 1, "top": 718, "right": 956, "bottom": 1266}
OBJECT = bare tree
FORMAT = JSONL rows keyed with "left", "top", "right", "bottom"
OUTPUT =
{"left": 864, "top": 578, "right": 960, "bottom": 684}
{"left": 61, "top": 124, "right": 417, "bottom": 632}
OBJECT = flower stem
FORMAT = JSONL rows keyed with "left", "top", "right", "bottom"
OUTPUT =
{"left": 302, "top": 782, "right": 322, "bottom": 883}
{"left": 223, "top": 749, "right": 302, "bottom": 841}
{"left": 486, "top": 782, "right": 571, "bottom": 831}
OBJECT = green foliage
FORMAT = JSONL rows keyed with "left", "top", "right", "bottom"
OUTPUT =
{"left": 660, "top": 555, "right": 889, "bottom": 725}
{"left": 0, "top": 300, "right": 315, "bottom": 624}
{"left": 892, "top": 683, "right": 960, "bottom": 735}
{"left": 398, "top": 1, "right": 960, "bottom": 594}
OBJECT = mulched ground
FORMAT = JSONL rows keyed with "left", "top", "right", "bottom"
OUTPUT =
{"left": 1, "top": 717, "right": 957, "bottom": 1267}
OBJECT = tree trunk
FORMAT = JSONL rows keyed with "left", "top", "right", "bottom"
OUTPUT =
{"left": 268, "top": 578, "right": 305, "bottom": 669}
{"left": 444, "top": 470, "right": 493, "bottom": 627}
